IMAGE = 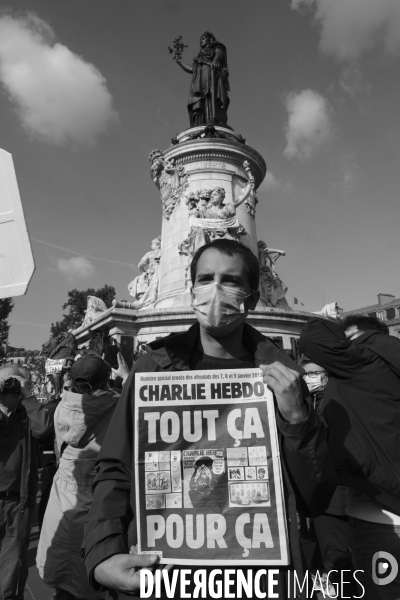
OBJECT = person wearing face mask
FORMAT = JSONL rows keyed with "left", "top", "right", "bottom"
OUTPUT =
{"left": 299, "top": 357, "right": 356, "bottom": 599}
{"left": 301, "top": 360, "right": 328, "bottom": 409}
{"left": 300, "top": 314, "right": 400, "bottom": 599}
{"left": 0, "top": 364, "right": 56, "bottom": 599}
{"left": 37, "top": 351, "right": 119, "bottom": 600}
{"left": 82, "top": 239, "right": 336, "bottom": 599}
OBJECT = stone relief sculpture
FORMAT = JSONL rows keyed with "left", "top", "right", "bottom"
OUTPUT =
{"left": 178, "top": 182, "right": 252, "bottom": 283}
{"left": 149, "top": 150, "right": 188, "bottom": 219}
{"left": 257, "top": 241, "right": 289, "bottom": 307}
{"left": 128, "top": 236, "right": 161, "bottom": 309}
{"left": 82, "top": 296, "right": 108, "bottom": 327}
{"left": 243, "top": 160, "right": 258, "bottom": 218}
{"left": 170, "top": 32, "right": 230, "bottom": 127}
{"left": 313, "top": 302, "right": 341, "bottom": 318}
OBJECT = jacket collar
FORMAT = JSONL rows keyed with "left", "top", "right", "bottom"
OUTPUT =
{"left": 147, "top": 321, "right": 303, "bottom": 374}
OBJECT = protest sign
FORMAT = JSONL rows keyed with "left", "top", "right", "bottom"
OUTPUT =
{"left": 135, "top": 368, "right": 289, "bottom": 566}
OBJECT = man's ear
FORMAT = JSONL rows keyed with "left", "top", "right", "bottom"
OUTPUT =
{"left": 247, "top": 290, "right": 260, "bottom": 311}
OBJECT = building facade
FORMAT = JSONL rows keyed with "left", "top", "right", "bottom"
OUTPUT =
{"left": 342, "top": 293, "right": 400, "bottom": 337}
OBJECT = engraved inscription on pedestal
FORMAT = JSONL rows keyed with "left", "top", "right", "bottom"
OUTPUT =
{"left": 200, "top": 161, "right": 227, "bottom": 170}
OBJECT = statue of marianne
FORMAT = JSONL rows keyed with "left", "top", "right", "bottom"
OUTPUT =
{"left": 176, "top": 31, "right": 230, "bottom": 127}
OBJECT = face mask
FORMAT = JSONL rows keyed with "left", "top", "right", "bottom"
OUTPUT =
{"left": 304, "top": 374, "right": 325, "bottom": 393}
{"left": 191, "top": 282, "right": 251, "bottom": 337}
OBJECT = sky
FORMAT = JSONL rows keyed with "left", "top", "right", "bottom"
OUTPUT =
{"left": 1, "top": 0, "right": 400, "bottom": 349}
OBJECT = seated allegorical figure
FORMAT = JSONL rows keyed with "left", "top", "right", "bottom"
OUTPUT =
{"left": 128, "top": 236, "right": 161, "bottom": 309}
{"left": 257, "top": 241, "right": 289, "bottom": 307}
{"left": 178, "top": 184, "right": 251, "bottom": 277}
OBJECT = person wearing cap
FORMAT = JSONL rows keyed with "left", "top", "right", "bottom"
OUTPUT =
{"left": 36, "top": 351, "right": 120, "bottom": 600}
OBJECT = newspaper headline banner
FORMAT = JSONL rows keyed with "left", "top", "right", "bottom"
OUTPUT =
{"left": 135, "top": 368, "right": 289, "bottom": 566}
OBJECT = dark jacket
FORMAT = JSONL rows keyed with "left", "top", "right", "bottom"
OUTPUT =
{"left": 0, "top": 395, "right": 56, "bottom": 510}
{"left": 299, "top": 317, "right": 400, "bottom": 514}
{"left": 83, "top": 322, "right": 337, "bottom": 599}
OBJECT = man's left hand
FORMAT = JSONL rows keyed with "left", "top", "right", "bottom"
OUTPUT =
{"left": 260, "top": 362, "right": 307, "bottom": 424}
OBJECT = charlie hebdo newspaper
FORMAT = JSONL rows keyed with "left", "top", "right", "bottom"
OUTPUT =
{"left": 134, "top": 368, "right": 289, "bottom": 566}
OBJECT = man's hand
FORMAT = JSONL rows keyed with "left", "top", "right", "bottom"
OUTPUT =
{"left": 111, "top": 352, "right": 130, "bottom": 384}
{"left": 94, "top": 551, "right": 159, "bottom": 593}
{"left": 260, "top": 362, "right": 307, "bottom": 424}
{"left": 14, "top": 375, "right": 31, "bottom": 399}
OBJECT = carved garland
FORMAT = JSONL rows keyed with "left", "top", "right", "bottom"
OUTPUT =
{"left": 243, "top": 160, "right": 258, "bottom": 218}
{"left": 149, "top": 150, "right": 189, "bottom": 220}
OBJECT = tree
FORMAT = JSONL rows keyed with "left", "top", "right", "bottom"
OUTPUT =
{"left": 50, "top": 285, "right": 116, "bottom": 338}
{"left": 0, "top": 298, "right": 14, "bottom": 362}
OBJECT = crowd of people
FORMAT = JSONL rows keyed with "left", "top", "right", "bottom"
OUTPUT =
{"left": 0, "top": 238, "right": 399, "bottom": 600}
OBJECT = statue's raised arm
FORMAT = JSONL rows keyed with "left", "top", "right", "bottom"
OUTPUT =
{"left": 232, "top": 181, "right": 252, "bottom": 209}
{"left": 170, "top": 31, "right": 230, "bottom": 127}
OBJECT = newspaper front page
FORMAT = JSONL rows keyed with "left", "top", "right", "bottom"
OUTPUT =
{"left": 135, "top": 368, "right": 289, "bottom": 566}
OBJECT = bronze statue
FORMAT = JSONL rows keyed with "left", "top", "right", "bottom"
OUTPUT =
{"left": 171, "top": 31, "right": 230, "bottom": 127}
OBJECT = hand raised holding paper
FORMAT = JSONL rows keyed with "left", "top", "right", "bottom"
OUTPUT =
{"left": 260, "top": 362, "right": 307, "bottom": 424}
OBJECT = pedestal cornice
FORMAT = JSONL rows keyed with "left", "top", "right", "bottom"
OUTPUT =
{"left": 73, "top": 304, "right": 313, "bottom": 345}
{"left": 162, "top": 139, "right": 267, "bottom": 189}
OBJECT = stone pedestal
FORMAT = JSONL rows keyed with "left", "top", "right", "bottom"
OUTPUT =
{"left": 153, "top": 126, "right": 266, "bottom": 309}
{"left": 74, "top": 125, "right": 311, "bottom": 358}
{"left": 73, "top": 303, "right": 311, "bottom": 357}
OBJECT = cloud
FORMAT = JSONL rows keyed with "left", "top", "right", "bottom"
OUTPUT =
{"left": 339, "top": 64, "right": 372, "bottom": 99}
{"left": 283, "top": 89, "right": 333, "bottom": 161}
{"left": 57, "top": 256, "right": 95, "bottom": 280}
{"left": 338, "top": 151, "right": 358, "bottom": 192}
{"left": 291, "top": 0, "right": 400, "bottom": 61}
{"left": 0, "top": 12, "right": 118, "bottom": 145}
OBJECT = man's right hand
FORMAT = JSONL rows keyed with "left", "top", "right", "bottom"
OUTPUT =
{"left": 94, "top": 552, "right": 159, "bottom": 592}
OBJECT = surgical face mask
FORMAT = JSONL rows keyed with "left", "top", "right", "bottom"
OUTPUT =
{"left": 191, "top": 282, "right": 251, "bottom": 337}
{"left": 303, "top": 372, "right": 327, "bottom": 393}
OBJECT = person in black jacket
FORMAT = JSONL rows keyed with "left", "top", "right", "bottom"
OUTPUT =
{"left": 300, "top": 314, "right": 400, "bottom": 599}
{"left": 299, "top": 355, "right": 356, "bottom": 599}
{"left": 0, "top": 364, "right": 56, "bottom": 599}
{"left": 83, "top": 239, "right": 337, "bottom": 599}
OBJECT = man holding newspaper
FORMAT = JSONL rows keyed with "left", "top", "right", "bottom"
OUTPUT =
{"left": 82, "top": 239, "right": 338, "bottom": 599}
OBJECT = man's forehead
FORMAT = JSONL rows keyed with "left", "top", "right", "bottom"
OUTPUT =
{"left": 196, "top": 249, "right": 247, "bottom": 274}
{"left": 304, "top": 363, "right": 324, "bottom": 372}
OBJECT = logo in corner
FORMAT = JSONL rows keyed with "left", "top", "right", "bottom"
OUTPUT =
{"left": 372, "top": 551, "right": 398, "bottom": 586}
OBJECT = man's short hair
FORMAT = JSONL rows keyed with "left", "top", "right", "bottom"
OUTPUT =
{"left": 190, "top": 239, "right": 260, "bottom": 291}
{"left": 341, "top": 314, "right": 389, "bottom": 335}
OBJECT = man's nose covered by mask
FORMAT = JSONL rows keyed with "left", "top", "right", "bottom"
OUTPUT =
{"left": 191, "top": 281, "right": 251, "bottom": 337}
{"left": 304, "top": 373, "right": 326, "bottom": 393}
